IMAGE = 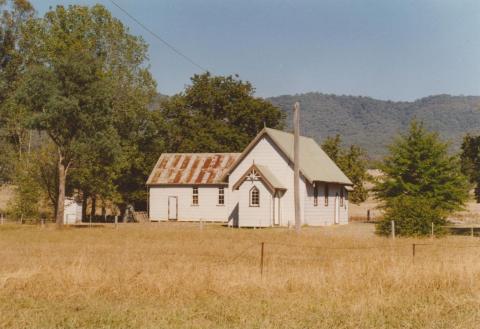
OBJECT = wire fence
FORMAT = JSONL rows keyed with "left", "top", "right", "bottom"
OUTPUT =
{"left": 205, "top": 238, "right": 480, "bottom": 278}
{"left": 3, "top": 217, "right": 480, "bottom": 276}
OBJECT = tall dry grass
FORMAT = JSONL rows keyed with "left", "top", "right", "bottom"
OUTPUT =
{"left": 1, "top": 222, "right": 480, "bottom": 328}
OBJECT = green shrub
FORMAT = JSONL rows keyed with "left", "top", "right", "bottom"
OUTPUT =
{"left": 376, "top": 196, "right": 447, "bottom": 237}
{"left": 7, "top": 165, "right": 42, "bottom": 222}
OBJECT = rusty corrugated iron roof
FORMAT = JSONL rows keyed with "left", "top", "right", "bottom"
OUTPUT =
{"left": 146, "top": 153, "right": 241, "bottom": 185}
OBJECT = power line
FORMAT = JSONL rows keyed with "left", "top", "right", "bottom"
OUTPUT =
{"left": 108, "top": 0, "right": 209, "bottom": 72}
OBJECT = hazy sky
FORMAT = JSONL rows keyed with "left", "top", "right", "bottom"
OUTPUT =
{"left": 30, "top": 0, "right": 480, "bottom": 100}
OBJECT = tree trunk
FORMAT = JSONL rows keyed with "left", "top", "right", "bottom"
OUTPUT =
{"left": 56, "top": 155, "right": 67, "bottom": 228}
{"left": 119, "top": 204, "right": 127, "bottom": 223}
{"left": 82, "top": 190, "right": 89, "bottom": 222}
{"left": 101, "top": 199, "right": 106, "bottom": 222}
{"left": 91, "top": 195, "right": 97, "bottom": 220}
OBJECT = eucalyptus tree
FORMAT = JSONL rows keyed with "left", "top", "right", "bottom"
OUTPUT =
{"left": 0, "top": 0, "right": 34, "bottom": 183}
{"left": 18, "top": 4, "right": 158, "bottom": 226}
{"left": 322, "top": 135, "right": 370, "bottom": 204}
{"left": 160, "top": 72, "right": 285, "bottom": 153}
{"left": 460, "top": 134, "right": 480, "bottom": 202}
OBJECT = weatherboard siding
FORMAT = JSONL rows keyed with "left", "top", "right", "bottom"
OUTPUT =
{"left": 235, "top": 180, "right": 273, "bottom": 227}
{"left": 228, "top": 136, "right": 307, "bottom": 226}
{"left": 304, "top": 183, "right": 348, "bottom": 225}
{"left": 149, "top": 186, "right": 229, "bottom": 221}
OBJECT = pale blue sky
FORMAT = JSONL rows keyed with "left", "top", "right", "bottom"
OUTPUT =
{"left": 30, "top": 0, "right": 480, "bottom": 100}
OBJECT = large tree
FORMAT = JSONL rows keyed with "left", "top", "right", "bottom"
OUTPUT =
{"left": 0, "top": 0, "right": 34, "bottom": 183}
{"left": 17, "top": 4, "right": 156, "bottom": 226}
{"left": 375, "top": 121, "right": 470, "bottom": 236}
{"left": 321, "top": 135, "right": 370, "bottom": 204}
{"left": 160, "top": 72, "right": 285, "bottom": 153}
{"left": 460, "top": 134, "right": 480, "bottom": 202}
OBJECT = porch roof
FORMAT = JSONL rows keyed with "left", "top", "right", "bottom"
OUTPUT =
{"left": 232, "top": 164, "right": 286, "bottom": 193}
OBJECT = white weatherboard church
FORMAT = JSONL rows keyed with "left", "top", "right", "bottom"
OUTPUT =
{"left": 147, "top": 128, "right": 353, "bottom": 227}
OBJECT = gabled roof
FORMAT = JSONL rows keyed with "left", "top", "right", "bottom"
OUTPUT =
{"left": 147, "top": 153, "right": 240, "bottom": 185}
{"left": 232, "top": 164, "right": 286, "bottom": 193}
{"left": 224, "top": 128, "right": 353, "bottom": 185}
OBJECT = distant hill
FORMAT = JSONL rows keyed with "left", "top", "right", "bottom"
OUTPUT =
{"left": 268, "top": 93, "right": 480, "bottom": 159}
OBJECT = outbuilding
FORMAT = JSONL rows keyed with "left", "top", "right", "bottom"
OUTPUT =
{"left": 64, "top": 197, "right": 82, "bottom": 224}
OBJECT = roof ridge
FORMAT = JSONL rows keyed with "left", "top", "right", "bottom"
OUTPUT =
{"left": 265, "top": 127, "right": 316, "bottom": 141}
{"left": 161, "top": 152, "right": 241, "bottom": 155}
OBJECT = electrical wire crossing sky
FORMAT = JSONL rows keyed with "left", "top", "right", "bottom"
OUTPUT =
{"left": 30, "top": 0, "right": 480, "bottom": 101}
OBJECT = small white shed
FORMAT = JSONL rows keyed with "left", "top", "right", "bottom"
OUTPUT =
{"left": 64, "top": 198, "right": 82, "bottom": 224}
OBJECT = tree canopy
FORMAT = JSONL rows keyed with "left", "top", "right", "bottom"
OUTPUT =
{"left": 321, "top": 135, "right": 369, "bottom": 204}
{"left": 460, "top": 134, "right": 480, "bottom": 202}
{"left": 160, "top": 72, "right": 285, "bottom": 153}
{"left": 16, "top": 4, "right": 159, "bottom": 225}
{"left": 0, "top": 0, "right": 35, "bottom": 183}
{"left": 375, "top": 121, "right": 470, "bottom": 236}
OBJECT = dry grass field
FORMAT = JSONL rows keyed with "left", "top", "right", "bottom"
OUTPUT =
{"left": 1, "top": 222, "right": 480, "bottom": 329}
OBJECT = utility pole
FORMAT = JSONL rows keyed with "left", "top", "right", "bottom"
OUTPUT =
{"left": 294, "top": 102, "right": 301, "bottom": 233}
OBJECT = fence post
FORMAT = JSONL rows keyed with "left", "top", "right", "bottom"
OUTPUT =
{"left": 115, "top": 215, "right": 118, "bottom": 229}
{"left": 412, "top": 243, "right": 416, "bottom": 263}
{"left": 471, "top": 226, "right": 474, "bottom": 238}
{"left": 260, "top": 242, "right": 265, "bottom": 278}
{"left": 367, "top": 209, "right": 371, "bottom": 222}
{"left": 431, "top": 222, "right": 434, "bottom": 238}
{"left": 391, "top": 220, "right": 395, "bottom": 239}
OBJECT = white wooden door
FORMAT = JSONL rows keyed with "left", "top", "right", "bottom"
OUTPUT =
{"left": 168, "top": 196, "right": 178, "bottom": 220}
{"left": 334, "top": 193, "right": 340, "bottom": 224}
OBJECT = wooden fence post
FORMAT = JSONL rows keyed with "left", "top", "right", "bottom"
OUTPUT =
{"left": 471, "top": 226, "right": 474, "bottom": 238}
{"left": 115, "top": 215, "right": 118, "bottom": 229}
{"left": 412, "top": 243, "right": 416, "bottom": 263}
{"left": 367, "top": 209, "right": 371, "bottom": 222}
{"left": 431, "top": 222, "right": 434, "bottom": 238}
{"left": 391, "top": 220, "right": 395, "bottom": 239}
{"left": 260, "top": 242, "right": 265, "bottom": 278}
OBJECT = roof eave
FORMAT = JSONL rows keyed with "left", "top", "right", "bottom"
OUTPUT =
{"left": 147, "top": 182, "right": 230, "bottom": 187}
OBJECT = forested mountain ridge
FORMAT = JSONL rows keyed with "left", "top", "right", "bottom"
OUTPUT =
{"left": 268, "top": 93, "right": 480, "bottom": 159}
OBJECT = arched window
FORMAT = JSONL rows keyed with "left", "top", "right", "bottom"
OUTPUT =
{"left": 250, "top": 186, "right": 260, "bottom": 207}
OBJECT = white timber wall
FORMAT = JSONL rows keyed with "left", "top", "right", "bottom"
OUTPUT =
{"left": 236, "top": 180, "right": 273, "bottom": 227}
{"left": 149, "top": 186, "right": 229, "bottom": 221}
{"left": 228, "top": 136, "right": 307, "bottom": 227}
{"left": 63, "top": 198, "right": 82, "bottom": 224}
{"left": 304, "top": 183, "right": 349, "bottom": 225}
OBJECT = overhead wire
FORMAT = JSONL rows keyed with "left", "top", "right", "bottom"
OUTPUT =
{"left": 108, "top": 0, "right": 209, "bottom": 72}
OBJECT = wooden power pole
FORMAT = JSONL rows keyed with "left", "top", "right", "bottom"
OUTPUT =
{"left": 293, "top": 102, "right": 301, "bottom": 232}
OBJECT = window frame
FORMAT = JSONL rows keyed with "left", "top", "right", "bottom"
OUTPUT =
{"left": 249, "top": 186, "right": 260, "bottom": 207}
{"left": 218, "top": 187, "right": 225, "bottom": 206}
{"left": 324, "top": 183, "right": 329, "bottom": 207}
{"left": 340, "top": 188, "right": 344, "bottom": 207}
{"left": 192, "top": 186, "right": 199, "bottom": 206}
